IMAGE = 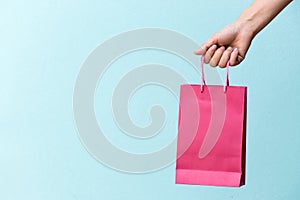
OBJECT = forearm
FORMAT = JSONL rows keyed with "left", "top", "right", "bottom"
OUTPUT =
{"left": 237, "top": 0, "right": 292, "bottom": 37}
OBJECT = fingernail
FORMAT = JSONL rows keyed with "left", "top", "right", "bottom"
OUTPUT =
{"left": 234, "top": 48, "right": 238, "bottom": 52}
{"left": 227, "top": 47, "right": 233, "bottom": 51}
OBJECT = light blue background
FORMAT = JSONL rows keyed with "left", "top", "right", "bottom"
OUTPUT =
{"left": 1, "top": 0, "right": 300, "bottom": 199}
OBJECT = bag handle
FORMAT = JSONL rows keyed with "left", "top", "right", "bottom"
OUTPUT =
{"left": 200, "top": 56, "right": 229, "bottom": 93}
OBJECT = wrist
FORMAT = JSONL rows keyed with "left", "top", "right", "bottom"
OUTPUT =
{"left": 236, "top": 0, "right": 292, "bottom": 38}
{"left": 235, "top": 17, "right": 257, "bottom": 40}
{"left": 236, "top": 10, "right": 261, "bottom": 38}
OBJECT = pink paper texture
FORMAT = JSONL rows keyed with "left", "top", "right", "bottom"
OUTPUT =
{"left": 176, "top": 84, "right": 247, "bottom": 187}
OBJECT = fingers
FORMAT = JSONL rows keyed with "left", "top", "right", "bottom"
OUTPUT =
{"left": 219, "top": 47, "right": 233, "bottom": 68}
{"left": 200, "top": 46, "right": 243, "bottom": 68}
{"left": 194, "top": 47, "right": 206, "bottom": 55}
{"left": 229, "top": 48, "right": 239, "bottom": 66}
{"left": 229, "top": 48, "right": 244, "bottom": 66}
{"left": 194, "top": 38, "right": 216, "bottom": 55}
{"left": 210, "top": 46, "right": 225, "bottom": 67}
{"left": 196, "top": 41, "right": 244, "bottom": 67}
{"left": 204, "top": 45, "right": 217, "bottom": 64}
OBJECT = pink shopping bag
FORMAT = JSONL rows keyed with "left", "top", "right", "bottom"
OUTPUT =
{"left": 175, "top": 57, "right": 247, "bottom": 187}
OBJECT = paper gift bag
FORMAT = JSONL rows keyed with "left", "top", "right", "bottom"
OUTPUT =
{"left": 175, "top": 57, "right": 247, "bottom": 187}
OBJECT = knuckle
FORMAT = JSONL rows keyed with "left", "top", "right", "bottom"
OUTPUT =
{"left": 210, "top": 59, "right": 217, "bottom": 67}
{"left": 219, "top": 62, "right": 225, "bottom": 68}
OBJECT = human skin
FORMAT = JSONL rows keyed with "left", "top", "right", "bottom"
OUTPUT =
{"left": 194, "top": 0, "right": 293, "bottom": 68}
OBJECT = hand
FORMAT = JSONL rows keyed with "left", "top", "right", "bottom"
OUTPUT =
{"left": 194, "top": 20, "right": 254, "bottom": 68}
